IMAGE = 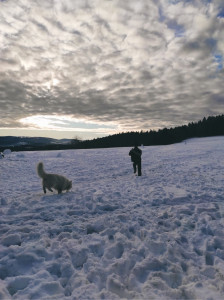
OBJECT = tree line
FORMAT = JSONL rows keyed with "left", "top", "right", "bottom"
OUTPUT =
{"left": 1, "top": 114, "right": 224, "bottom": 152}
{"left": 72, "top": 114, "right": 224, "bottom": 149}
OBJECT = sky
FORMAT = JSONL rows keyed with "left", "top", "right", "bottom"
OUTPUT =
{"left": 0, "top": 0, "right": 223, "bottom": 140}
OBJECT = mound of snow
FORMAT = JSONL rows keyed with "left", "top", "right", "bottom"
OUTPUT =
{"left": 3, "top": 149, "right": 11, "bottom": 155}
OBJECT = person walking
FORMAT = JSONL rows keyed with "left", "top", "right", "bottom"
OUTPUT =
{"left": 129, "top": 143, "right": 142, "bottom": 176}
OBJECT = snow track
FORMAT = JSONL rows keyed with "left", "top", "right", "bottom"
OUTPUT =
{"left": 0, "top": 137, "right": 224, "bottom": 299}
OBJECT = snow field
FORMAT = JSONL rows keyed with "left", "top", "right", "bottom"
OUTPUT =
{"left": 0, "top": 137, "right": 224, "bottom": 299}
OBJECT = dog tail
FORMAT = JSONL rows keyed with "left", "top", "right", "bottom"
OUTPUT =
{"left": 37, "top": 162, "right": 46, "bottom": 178}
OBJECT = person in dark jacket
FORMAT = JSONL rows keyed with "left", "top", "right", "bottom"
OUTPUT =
{"left": 129, "top": 144, "right": 142, "bottom": 176}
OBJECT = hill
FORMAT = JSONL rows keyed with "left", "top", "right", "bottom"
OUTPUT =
{"left": 0, "top": 136, "right": 72, "bottom": 152}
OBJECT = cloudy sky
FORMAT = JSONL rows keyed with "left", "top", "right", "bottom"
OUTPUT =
{"left": 0, "top": 0, "right": 223, "bottom": 140}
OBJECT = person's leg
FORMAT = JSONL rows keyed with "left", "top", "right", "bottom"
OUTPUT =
{"left": 138, "top": 161, "right": 142, "bottom": 176}
{"left": 133, "top": 162, "right": 137, "bottom": 173}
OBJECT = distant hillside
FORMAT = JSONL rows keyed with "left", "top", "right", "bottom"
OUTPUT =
{"left": 0, "top": 136, "right": 72, "bottom": 151}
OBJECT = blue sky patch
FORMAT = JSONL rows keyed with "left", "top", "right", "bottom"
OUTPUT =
{"left": 159, "top": 5, "right": 185, "bottom": 37}
{"left": 217, "top": 7, "right": 224, "bottom": 18}
{"left": 167, "top": 21, "right": 185, "bottom": 37}
{"left": 214, "top": 54, "right": 223, "bottom": 70}
{"left": 58, "top": 119, "right": 116, "bottom": 130}
{"left": 159, "top": 6, "right": 165, "bottom": 22}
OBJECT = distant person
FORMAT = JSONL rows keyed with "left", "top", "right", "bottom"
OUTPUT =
{"left": 129, "top": 143, "right": 142, "bottom": 176}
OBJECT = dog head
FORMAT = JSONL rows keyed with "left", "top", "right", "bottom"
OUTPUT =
{"left": 66, "top": 180, "right": 72, "bottom": 191}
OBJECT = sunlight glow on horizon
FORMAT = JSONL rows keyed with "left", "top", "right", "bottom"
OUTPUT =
{"left": 19, "top": 115, "right": 119, "bottom": 133}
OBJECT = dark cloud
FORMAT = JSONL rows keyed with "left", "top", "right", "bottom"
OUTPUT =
{"left": 0, "top": 0, "right": 224, "bottom": 138}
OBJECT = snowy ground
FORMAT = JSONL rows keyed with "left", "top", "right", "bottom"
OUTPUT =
{"left": 0, "top": 137, "right": 224, "bottom": 300}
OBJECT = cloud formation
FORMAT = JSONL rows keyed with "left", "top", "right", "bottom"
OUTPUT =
{"left": 0, "top": 0, "right": 223, "bottom": 138}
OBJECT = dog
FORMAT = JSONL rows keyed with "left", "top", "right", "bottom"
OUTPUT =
{"left": 37, "top": 162, "right": 72, "bottom": 194}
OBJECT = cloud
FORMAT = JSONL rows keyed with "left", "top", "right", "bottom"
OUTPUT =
{"left": 0, "top": 0, "right": 223, "bottom": 138}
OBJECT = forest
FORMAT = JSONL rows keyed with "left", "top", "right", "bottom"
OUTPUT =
{"left": 73, "top": 114, "right": 224, "bottom": 149}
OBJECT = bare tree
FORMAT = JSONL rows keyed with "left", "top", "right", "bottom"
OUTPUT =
{"left": 71, "top": 135, "right": 82, "bottom": 144}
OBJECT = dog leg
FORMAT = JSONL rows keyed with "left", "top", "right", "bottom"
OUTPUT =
{"left": 43, "top": 186, "right": 46, "bottom": 194}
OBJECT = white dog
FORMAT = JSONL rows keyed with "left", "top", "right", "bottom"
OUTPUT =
{"left": 37, "top": 162, "right": 72, "bottom": 194}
